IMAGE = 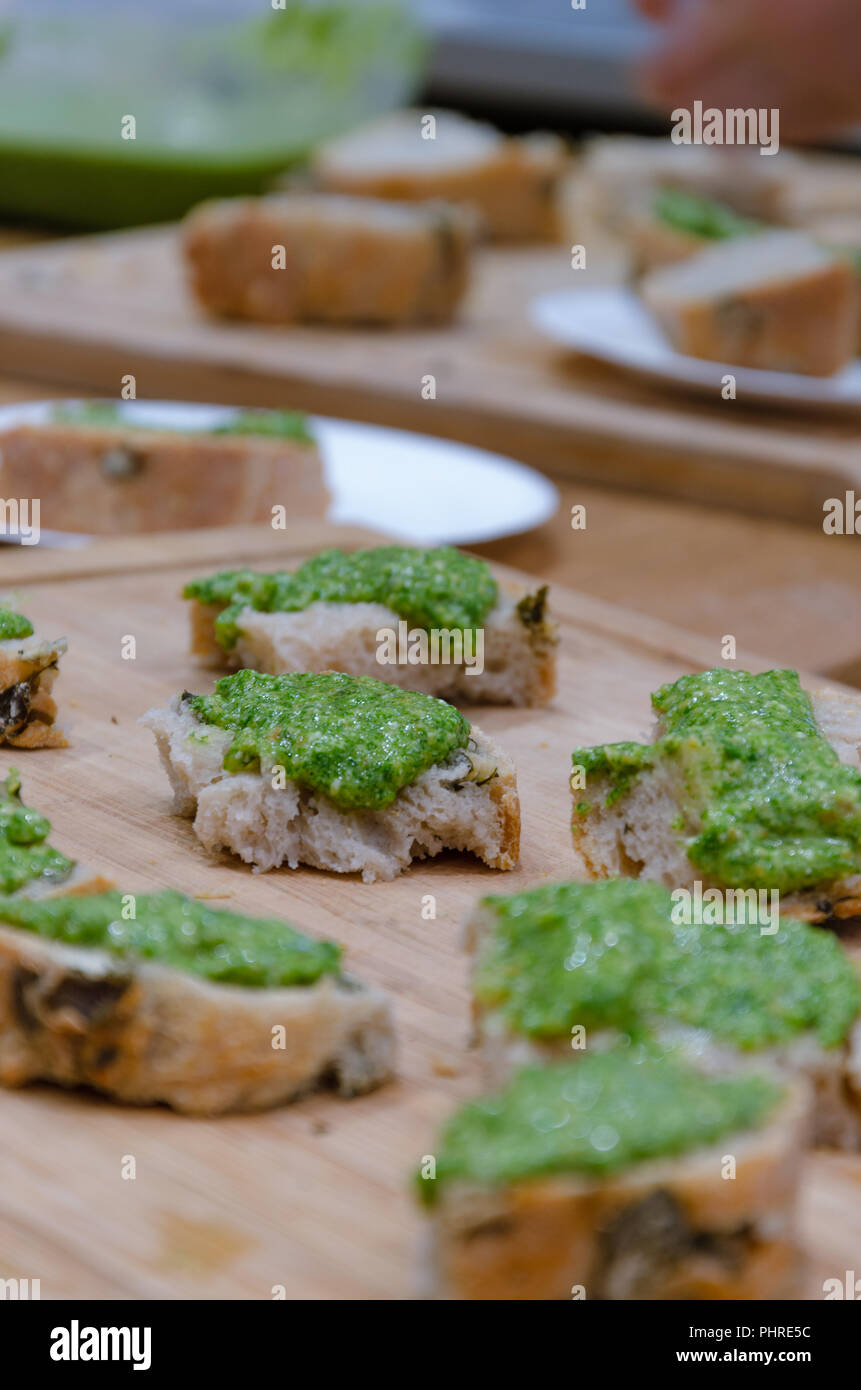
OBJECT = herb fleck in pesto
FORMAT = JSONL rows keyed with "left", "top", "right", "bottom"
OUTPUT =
{"left": 186, "top": 669, "right": 470, "bottom": 811}
{"left": 183, "top": 546, "right": 498, "bottom": 652}
{"left": 0, "top": 889, "right": 340, "bottom": 989}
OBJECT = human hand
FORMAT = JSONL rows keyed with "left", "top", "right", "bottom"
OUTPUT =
{"left": 631, "top": 0, "right": 861, "bottom": 142}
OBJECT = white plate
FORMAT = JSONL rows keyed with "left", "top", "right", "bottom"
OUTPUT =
{"left": 0, "top": 400, "right": 558, "bottom": 547}
{"left": 532, "top": 286, "right": 861, "bottom": 410}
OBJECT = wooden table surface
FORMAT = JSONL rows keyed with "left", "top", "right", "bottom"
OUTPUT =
{"left": 1, "top": 526, "right": 855, "bottom": 1300}
{"left": 0, "top": 228, "right": 859, "bottom": 685}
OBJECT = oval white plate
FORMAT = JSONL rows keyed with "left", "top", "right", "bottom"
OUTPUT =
{"left": 532, "top": 286, "right": 861, "bottom": 410}
{"left": 0, "top": 400, "right": 558, "bottom": 547}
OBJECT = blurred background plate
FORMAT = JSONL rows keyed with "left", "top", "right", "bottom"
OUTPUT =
{"left": 532, "top": 286, "right": 861, "bottom": 410}
{"left": 0, "top": 399, "right": 559, "bottom": 546}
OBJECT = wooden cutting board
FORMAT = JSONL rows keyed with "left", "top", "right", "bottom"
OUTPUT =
{"left": 0, "top": 226, "right": 858, "bottom": 526}
{"left": 0, "top": 521, "right": 856, "bottom": 1300}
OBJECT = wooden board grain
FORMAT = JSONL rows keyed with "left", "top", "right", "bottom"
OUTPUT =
{"left": 0, "top": 227, "right": 858, "bottom": 526}
{"left": 0, "top": 522, "right": 856, "bottom": 1300}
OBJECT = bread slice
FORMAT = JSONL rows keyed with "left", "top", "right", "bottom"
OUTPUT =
{"left": 310, "top": 109, "right": 566, "bottom": 243}
{"left": 577, "top": 135, "right": 794, "bottom": 227}
{"left": 572, "top": 683, "right": 861, "bottom": 925}
{"left": 0, "top": 416, "right": 328, "bottom": 535}
{"left": 465, "top": 893, "right": 861, "bottom": 1151}
{"left": 0, "top": 768, "right": 110, "bottom": 898}
{"left": 187, "top": 586, "right": 557, "bottom": 708}
{"left": 0, "top": 909, "right": 393, "bottom": 1115}
{"left": 641, "top": 231, "right": 859, "bottom": 375}
{"left": 143, "top": 695, "right": 519, "bottom": 882}
{"left": 0, "top": 631, "right": 67, "bottom": 749}
{"left": 421, "top": 1064, "right": 809, "bottom": 1300}
{"left": 183, "top": 192, "right": 475, "bottom": 325}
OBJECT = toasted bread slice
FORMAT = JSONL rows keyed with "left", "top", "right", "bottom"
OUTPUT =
{"left": 310, "top": 109, "right": 566, "bottom": 243}
{"left": 641, "top": 231, "right": 859, "bottom": 375}
{"left": 183, "top": 192, "right": 475, "bottom": 325}
{"left": 143, "top": 696, "right": 519, "bottom": 883}
{"left": 187, "top": 587, "right": 557, "bottom": 708}
{"left": 0, "top": 417, "right": 327, "bottom": 535}
{"left": 0, "top": 914, "right": 393, "bottom": 1115}
{"left": 421, "top": 1062, "right": 809, "bottom": 1300}
{"left": 0, "top": 632, "right": 67, "bottom": 749}
{"left": 572, "top": 683, "right": 861, "bottom": 924}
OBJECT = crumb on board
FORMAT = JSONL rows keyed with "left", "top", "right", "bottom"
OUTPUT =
{"left": 430, "top": 1055, "right": 461, "bottom": 1079}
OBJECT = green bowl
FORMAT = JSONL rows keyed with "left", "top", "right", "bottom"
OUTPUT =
{"left": 0, "top": 4, "right": 427, "bottom": 231}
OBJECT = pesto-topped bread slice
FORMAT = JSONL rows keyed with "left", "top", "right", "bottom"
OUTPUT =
{"left": 0, "top": 889, "right": 394, "bottom": 1113}
{"left": 0, "top": 403, "right": 328, "bottom": 535}
{"left": 143, "top": 671, "right": 520, "bottom": 882}
{"left": 183, "top": 192, "right": 476, "bottom": 325}
{"left": 309, "top": 108, "right": 566, "bottom": 243}
{"left": 572, "top": 668, "right": 861, "bottom": 922}
{"left": 641, "top": 230, "right": 859, "bottom": 375}
{"left": 0, "top": 607, "right": 68, "bottom": 749}
{"left": 184, "top": 546, "right": 557, "bottom": 707}
{"left": 467, "top": 878, "right": 861, "bottom": 1148}
{"left": 417, "top": 1048, "right": 807, "bottom": 1300}
{"left": 0, "top": 769, "right": 106, "bottom": 898}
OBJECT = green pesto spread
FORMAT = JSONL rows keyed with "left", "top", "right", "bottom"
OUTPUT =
{"left": 572, "top": 668, "right": 861, "bottom": 893}
{"left": 183, "top": 546, "right": 499, "bottom": 652}
{"left": 418, "top": 1050, "right": 783, "bottom": 1200}
{"left": 654, "top": 188, "right": 760, "bottom": 241}
{"left": 473, "top": 879, "right": 860, "bottom": 1050}
{"left": 0, "top": 607, "right": 34, "bottom": 640}
{"left": 50, "top": 402, "right": 313, "bottom": 445}
{"left": 0, "top": 770, "right": 75, "bottom": 893}
{"left": 0, "top": 888, "right": 340, "bottom": 988}
{"left": 185, "top": 669, "right": 470, "bottom": 811}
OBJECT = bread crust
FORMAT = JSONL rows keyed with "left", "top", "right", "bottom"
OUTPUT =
{"left": 143, "top": 698, "right": 520, "bottom": 882}
{"left": 187, "top": 589, "right": 558, "bottom": 708}
{"left": 183, "top": 193, "right": 475, "bottom": 325}
{"left": 0, "top": 424, "right": 328, "bottom": 535}
{"left": 425, "top": 1080, "right": 810, "bottom": 1300}
{"left": 0, "top": 923, "right": 394, "bottom": 1114}
{"left": 0, "top": 634, "right": 67, "bottom": 749}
